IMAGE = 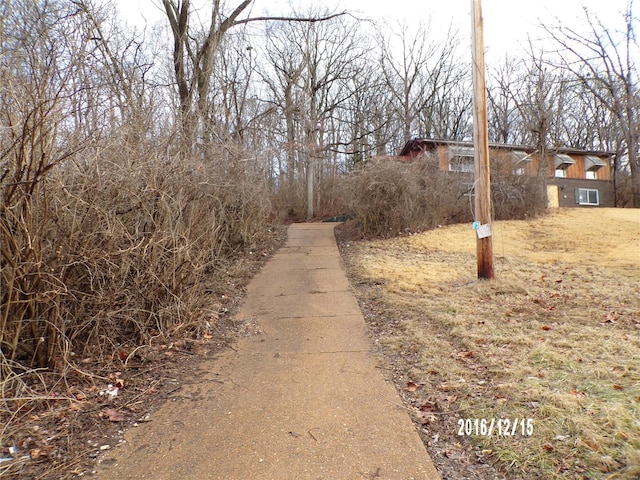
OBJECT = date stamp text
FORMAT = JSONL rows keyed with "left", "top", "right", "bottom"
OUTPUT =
{"left": 457, "top": 418, "right": 534, "bottom": 437}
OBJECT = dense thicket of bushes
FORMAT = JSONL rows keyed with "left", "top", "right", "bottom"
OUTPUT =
{"left": 0, "top": 1, "right": 277, "bottom": 382}
{"left": 491, "top": 168, "right": 548, "bottom": 220}
{"left": 1, "top": 136, "right": 273, "bottom": 376}
{"left": 341, "top": 157, "right": 547, "bottom": 236}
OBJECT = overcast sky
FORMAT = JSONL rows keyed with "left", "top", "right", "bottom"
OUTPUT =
{"left": 116, "top": 0, "right": 633, "bottom": 62}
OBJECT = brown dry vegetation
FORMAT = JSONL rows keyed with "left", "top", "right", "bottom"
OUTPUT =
{"left": 0, "top": 117, "right": 283, "bottom": 478}
{"left": 342, "top": 157, "right": 547, "bottom": 238}
{"left": 0, "top": 131, "right": 286, "bottom": 474}
{"left": 0, "top": 10, "right": 285, "bottom": 475}
{"left": 338, "top": 208, "right": 640, "bottom": 480}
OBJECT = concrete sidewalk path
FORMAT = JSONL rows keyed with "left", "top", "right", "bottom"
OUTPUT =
{"left": 96, "top": 223, "right": 440, "bottom": 480}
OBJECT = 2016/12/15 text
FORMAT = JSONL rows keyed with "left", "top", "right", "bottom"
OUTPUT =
{"left": 457, "top": 418, "right": 534, "bottom": 437}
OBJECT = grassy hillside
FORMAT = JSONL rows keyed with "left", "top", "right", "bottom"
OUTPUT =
{"left": 342, "top": 208, "right": 640, "bottom": 479}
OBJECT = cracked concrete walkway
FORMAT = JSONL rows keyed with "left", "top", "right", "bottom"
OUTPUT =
{"left": 96, "top": 223, "right": 440, "bottom": 479}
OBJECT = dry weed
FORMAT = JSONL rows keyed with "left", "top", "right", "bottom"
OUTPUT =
{"left": 1, "top": 132, "right": 278, "bottom": 476}
{"left": 341, "top": 157, "right": 547, "bottom": 237}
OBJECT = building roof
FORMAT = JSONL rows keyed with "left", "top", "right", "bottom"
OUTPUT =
{"left": 399, "top": 138, "right": 613, "bottom": 158}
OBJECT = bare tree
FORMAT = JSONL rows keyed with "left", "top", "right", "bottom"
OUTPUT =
{"left": 160, "top": 0, "right": 345, "bottom": 153}
{"left": 488, "top": 57, "right": 522, "bottom": 144}
{"left": 378, "top": 21, "right": 467, "bottom": 147}
{"left": 260, "top": 24, "right": 307, "bottom": 201}
{"left": 543, "top": 1, "right": 640, "bottom": 205}
{"left": 508, "top": 51, "right": 571, "bottom": 175}
{"left": 262, "top": 11, "right": 367, "bottom": 218}
{"left": 379, "top": 22, "right": 434, "bottom": 145}
{"left": 340, "top": 58, "right": 392, "bottom": 165}
{"left": 558, "top": 76, "right": 616, "bottom": 150}
{"left": 74, "top": 0, "right": 159, "bottom": 144}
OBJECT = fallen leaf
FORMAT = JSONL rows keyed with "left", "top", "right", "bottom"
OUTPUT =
{"left": 104, "top": 408, "right": 125, "bottom": 422}
{"left": 415, "top": 407, "right": 436, "bottom": 424}
{"left": 419, "top": 400, "right": 435, "bottom": 411}
{"left": 29, "top": 446, "right": 54, "bottom": 459}
{"left": 453, "top": 351, "right": 473, "bottom": 359}
{"left": 437, "top": 379, "right": 465, "bottom": 391}
{"left": 585, "top": 439, "right": 600, "bottom": 451}
{"left": 405, "top": 381, "right": 419, "bottom": 392}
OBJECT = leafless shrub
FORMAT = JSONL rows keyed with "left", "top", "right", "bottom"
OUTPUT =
{"left": 5, "top": 137, "right": 272, "bottom": 364}
{"left": 342, "top": 156, "right": 547, "bottom": 237}
{"left": 1, "top": 114, "right": 274, "bottom": 474}
{"left": 491, "top": 171, "right": 547, "bottom": 220}
{"left": 614, "top": 171, "right": 635, "bottom": 207}
{"left": 1, "top": 0, "right": 94, "bottom": 373}
{"left": 0, "top": 2, "right": 275, "bottom": 450}
{"left": 316, "top": 175, "right": 348, "bottom": 219}
{"left": 342, "top": 157, "right": 469, "bottom": 236}
{"left": 0, "top": 0, "right": 268, "bottom": 334}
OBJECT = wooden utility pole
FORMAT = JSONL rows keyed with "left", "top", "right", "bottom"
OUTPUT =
{"left": 470, "top": 0, "right": 495, "bottom": 279}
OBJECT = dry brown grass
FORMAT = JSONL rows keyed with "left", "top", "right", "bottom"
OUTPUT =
{"left": 341, "top": 208, "right": 640, "bottom": 479}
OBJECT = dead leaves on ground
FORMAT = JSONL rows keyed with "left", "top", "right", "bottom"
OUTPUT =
{"left": 405, "top": 381, "right": 420, "bottom": 392}
{"left": 0, "top": 372, "right": 149, "bottom": 472}
{"left": 103, "top": 408, "right": 126, "bottom": 422}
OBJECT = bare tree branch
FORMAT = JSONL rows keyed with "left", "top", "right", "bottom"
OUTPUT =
{"left": 233, "top": 11, "right": 348, "bottom": 26}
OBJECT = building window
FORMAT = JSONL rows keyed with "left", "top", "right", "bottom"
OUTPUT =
{"left": 554, "top": 153, "right": 574, "bottom": 178}
{"left": 576, "top": 188, "right": 599, "bottom": 205}
{"left": 512, "top": 151, "right": 531, "bottom": 176}
{"left": 450, "top": 156, "right": 475, "bottom": 172}
{"left": 584, "top": 155, "right": 605, "bottom": 179}
{"left": 448, "top": 145, "right": 475, "bottom": 173}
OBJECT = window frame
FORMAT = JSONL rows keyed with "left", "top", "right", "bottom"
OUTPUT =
{"left": 449, "top": 155, "right": 475, "bottom": 173}
{"left": 448, "top": 145, "right": 475, "bottom": 173}
{"left": 576, "top": 188, "right": 599, "bottom": 206}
